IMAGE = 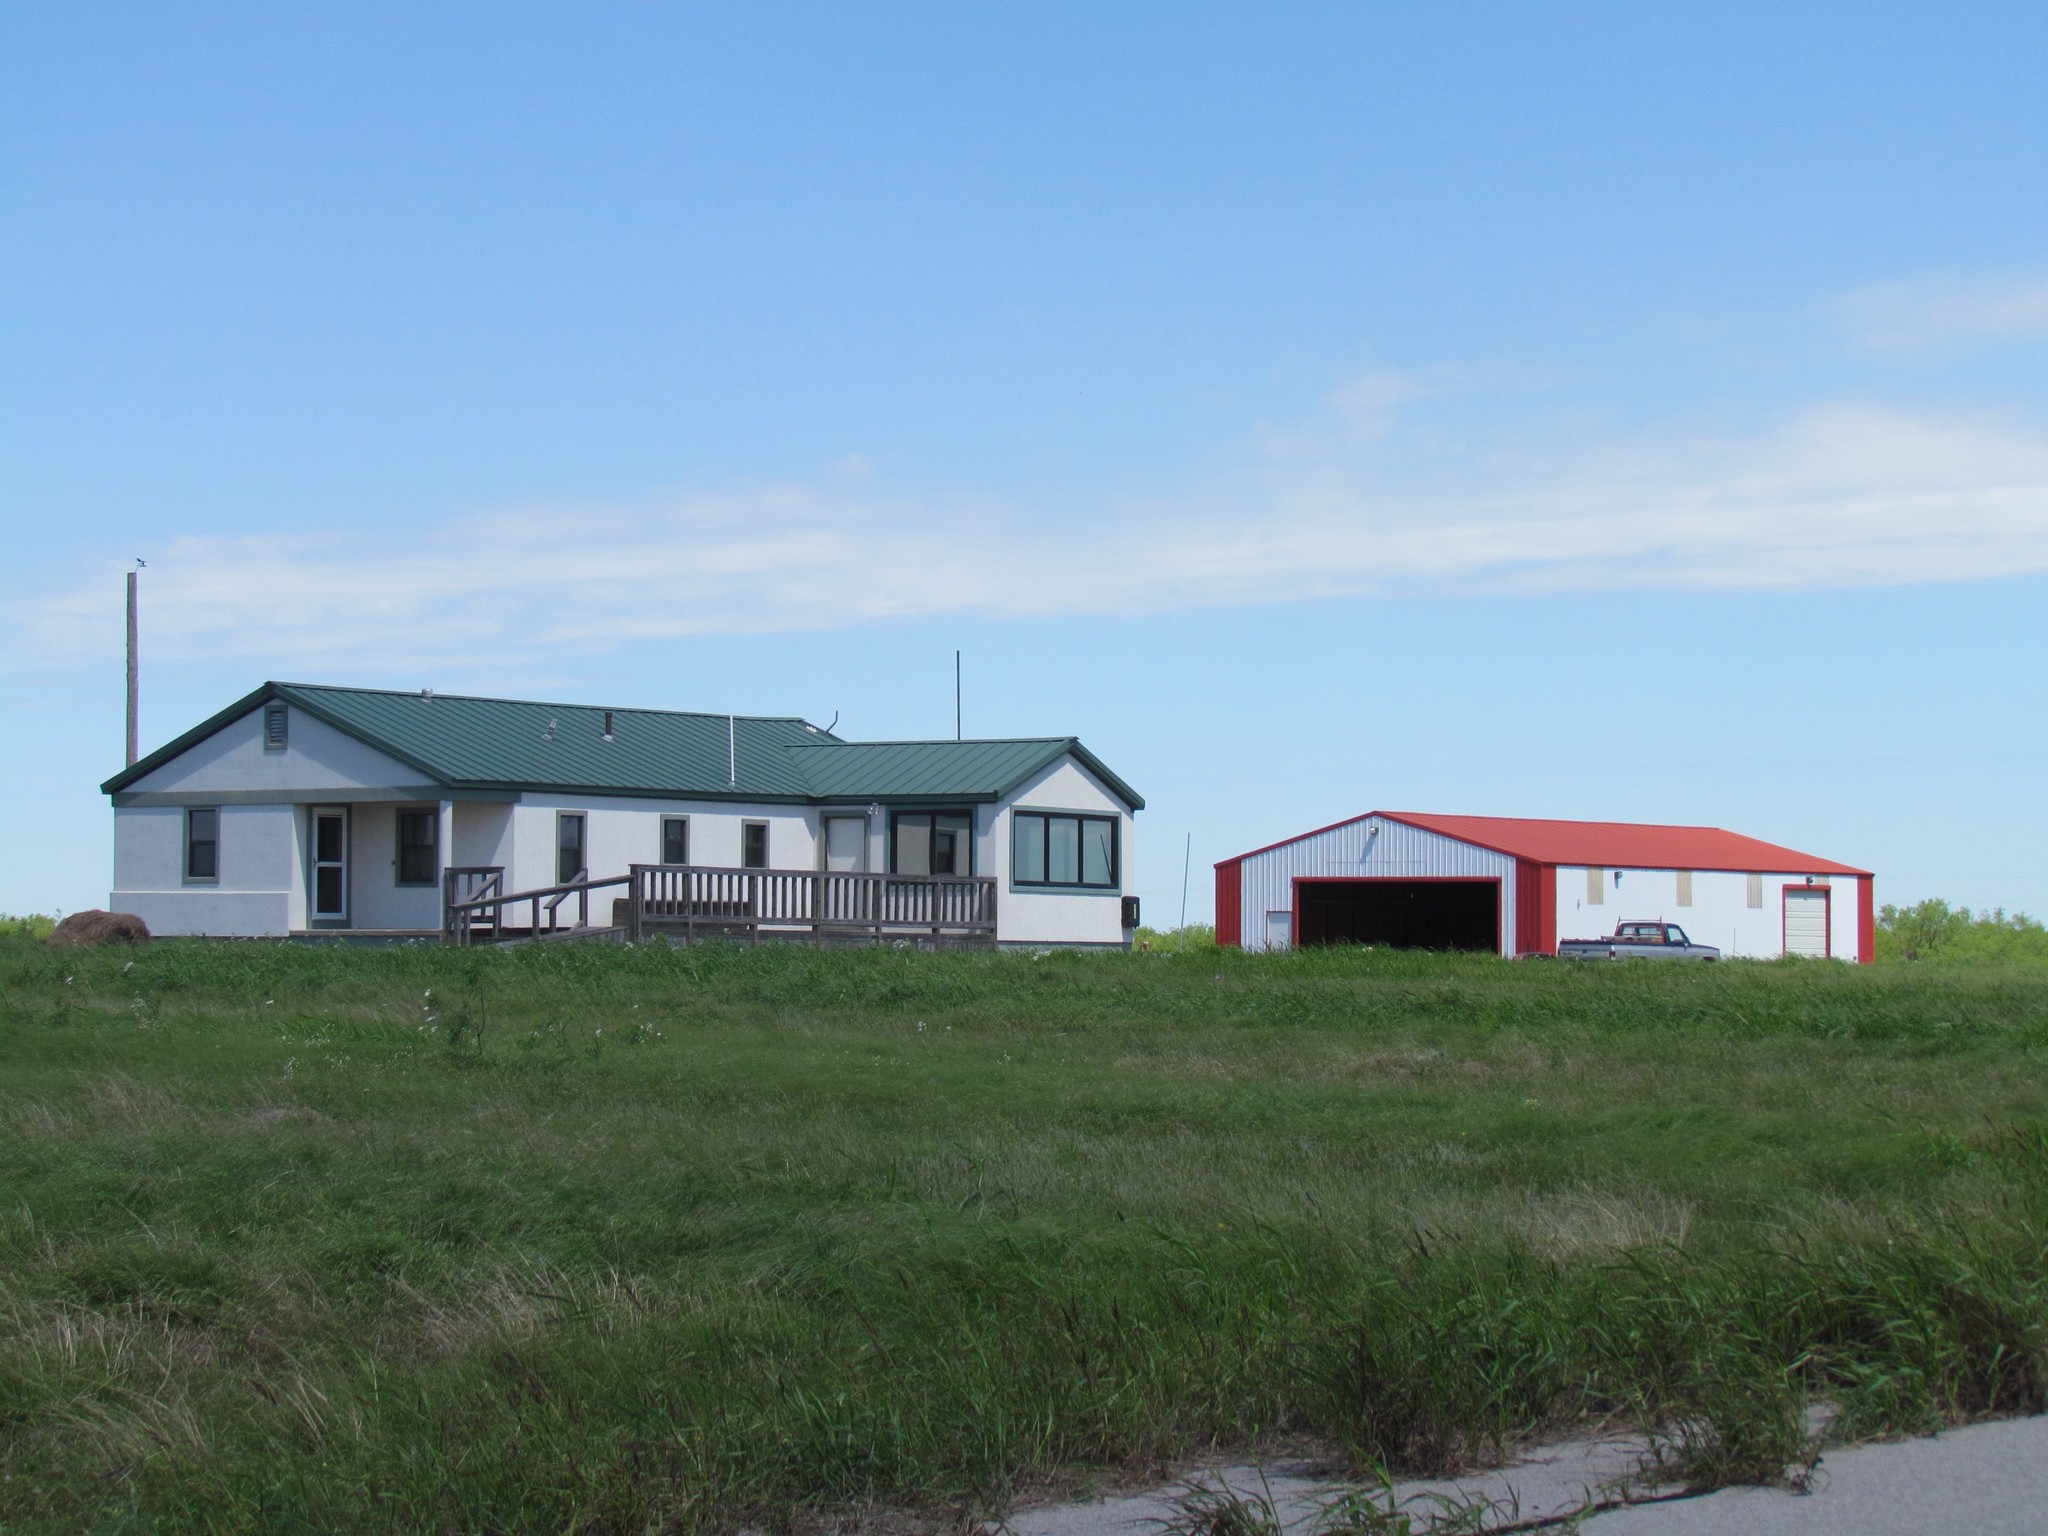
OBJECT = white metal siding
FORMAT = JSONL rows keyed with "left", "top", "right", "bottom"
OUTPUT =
{"left": 1236, "top": 817, "right": 1517, "bottom": 954}
{"left": 1556, "top": 867, "right": 1854, "bottom": 961}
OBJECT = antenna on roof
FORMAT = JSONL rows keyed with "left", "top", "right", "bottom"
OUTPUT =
{"left": 955, "top": 650, "right": 961, "bottom": 741}
{"left": 125, "top": 563, "right": 142, "bottom": 766}
{"left": 825, "top": 710, "right": 839, "bottom": 735}
{"left": 728, "top": 713, "right": 736, "bottom": 787}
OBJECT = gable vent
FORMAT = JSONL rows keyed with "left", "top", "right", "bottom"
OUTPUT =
{"left": 263, "top": 703, "right": 288, "bottom": 751}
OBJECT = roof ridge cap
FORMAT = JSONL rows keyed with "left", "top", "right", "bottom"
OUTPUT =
{"left": 278, "top": 682, "right": 816, "bottom": 725}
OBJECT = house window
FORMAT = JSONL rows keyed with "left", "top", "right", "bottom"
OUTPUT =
{"left": 1587, "top": 867, "right": 1604, "bottom": 905}
{"left": 1011, "top": 811, "right": 1117, "bottom": 888}
{"left": 263, "top": 703, "right": 288, "bottom": 751}
{"left": 822, "top": 815, "right": 866, "bottom": 872}
{"left": 661, "top": 816, "right": 689, "bottom": 865}
{"left": 397, "top": 809, "right": 438, "bottom": 885}
{"left": 557, "top": 813, "right": 586, "bottom": 884}
{"left": 185, "top": 807, "right": 220, "bottom": 882}
{"left": 1747, "top": 873, "right": 1764, "bottom": 909}
{"left": 742, "top": 821, "right": 769, "bottom": 869}
{"left": 892, "top": 811, "right": 973, "bottom": 876}
{"left": 1676, "top": 870, "right": 1693, "bottom": 907}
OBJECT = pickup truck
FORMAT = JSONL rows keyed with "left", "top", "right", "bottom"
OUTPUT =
{"left": 1558, "top": 921, "right": 1721, "bottom": 961}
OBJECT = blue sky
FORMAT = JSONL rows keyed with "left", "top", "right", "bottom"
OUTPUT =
{"left": 4, "top": 2, "right": 2045, "bottom": 923}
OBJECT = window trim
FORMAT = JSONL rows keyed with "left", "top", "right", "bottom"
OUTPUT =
{"left": 1009, "top": 807, "right": 1120, "bottom": 893}
{"left": 660, "top": 815, "right": 689, "bottom": 866}
{"left": 556, "top": 811, "right": 587, "bottom": 885}
{"left": 183, "top": 806, "right": 221, "bottom": 884}
{"left": 262, "top": 703, "right": 289, "bottom": 752}
{"left": 889, "top": 809, "right": 975, "bottom": 877}
{"left": 741, "top": 819, "right": 770, "bottom": 870}
{"left": 395, "top": 806, "right": 439, "bottom": 887}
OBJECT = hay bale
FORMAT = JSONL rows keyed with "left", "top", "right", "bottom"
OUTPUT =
{"left": 47, "top": 909, "right": 151, "bottom": 947}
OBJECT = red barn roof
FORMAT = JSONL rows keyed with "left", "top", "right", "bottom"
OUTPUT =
{"left": 1227, "top": 812, "right": 1869, "bottom": 876}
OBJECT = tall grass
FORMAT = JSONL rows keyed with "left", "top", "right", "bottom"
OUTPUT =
{"left": 2, "top": 938, "right": 2045, "bottom": 1532}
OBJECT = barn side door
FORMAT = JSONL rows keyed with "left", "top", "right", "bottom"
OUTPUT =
{"left": 1783, "top": 886, "right": 1830, "bottom": 958}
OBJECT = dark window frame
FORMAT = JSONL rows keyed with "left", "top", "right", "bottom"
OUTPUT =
{"left": 661, "top": 815, "right": 689, "bottom": 866}
{"left": 396, "top": 808, "right": 439, "bottom": 886}
{"left": 741, "top": 820, "right": 770, "bottom": 870}
{"left": 557, "top": 812, "right": 586, "bottom": 885}
{"left": 1010, "top": 810, "right": 1120, "bottom": 890}
{"left": 184, "top": 806, "right": 220, "bottom": 883}
{"left": 889, "top": 810, "right": 975, "bottom": 877}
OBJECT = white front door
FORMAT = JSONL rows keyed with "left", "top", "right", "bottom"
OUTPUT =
{"left": 311, "top": 808, "right": 349, "bottom": 923}
{"left": 1784, "top": 887, "right": 1829, "bottom": 957}
{"left": 1265, "top": 909, "right": 1293, "bottom": 952}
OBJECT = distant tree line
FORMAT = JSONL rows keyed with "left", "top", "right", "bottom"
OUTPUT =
{"left": 1875, "top": 899, "right": 2048, "bottom": 964}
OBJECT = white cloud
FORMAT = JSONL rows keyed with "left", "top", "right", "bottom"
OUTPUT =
{"left": 14, "top": 389, "right": 2048, "bottom": 676}
{"left": 1839, "top": 272, "right": 2048, "bottom": 349}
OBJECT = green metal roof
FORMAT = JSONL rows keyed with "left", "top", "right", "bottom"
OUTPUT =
{"left": 785, "top": 737, "right": 1142, "bottom": 807}
{"left": 102, "top": 682, "right": 1143, "bottom": 809}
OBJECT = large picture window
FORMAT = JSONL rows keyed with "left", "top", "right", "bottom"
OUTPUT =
{"left": 397, "top": 809, "right": 438, "bottom": 885}
{"left": 185, "top": 807, "right": 220, "bottom": 882}
{"left": 1012, "top": 811, "right": 1117, "bottom": 889}
{"left": 891, "top": 811, "right": 972, "bottom": 876}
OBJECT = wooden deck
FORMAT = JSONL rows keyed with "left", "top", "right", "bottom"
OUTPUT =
{"left": 442, "top": 864, "right": 997, "bottom": 948}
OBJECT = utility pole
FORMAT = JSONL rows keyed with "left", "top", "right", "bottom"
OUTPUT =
{"left": 125, "top": 567, "right": 140, "bottom": 765}
{"left": 1179, "top": 832, "right": 1192, "bottom": 949}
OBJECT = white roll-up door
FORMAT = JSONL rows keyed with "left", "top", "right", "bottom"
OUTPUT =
{"left": 1784, "top": 888, "right": 1830, "bottom": 957}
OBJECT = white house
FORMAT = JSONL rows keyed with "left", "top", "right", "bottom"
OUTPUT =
{"left": 1216, "top": 812, "right": 1873, "bottom": 962}
{"left": 103, "top": 683, "right": 1143, "bottom": 948}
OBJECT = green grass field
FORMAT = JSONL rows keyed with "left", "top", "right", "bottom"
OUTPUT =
{"left": 3, "top": 938, "right": 2046, "bottom": 1533}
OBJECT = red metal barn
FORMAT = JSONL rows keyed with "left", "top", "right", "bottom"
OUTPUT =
{"left": 1215, "top": 813, "right": 1873, "bottom": 962}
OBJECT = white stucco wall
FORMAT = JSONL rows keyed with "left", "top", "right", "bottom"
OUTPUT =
{"left": 988, "top": 757, "right": 1135, "bottom": 947}
{"left": 110, "top": 803, "right": 301, "bottom": 936}
{"left": 348, "top": 803, "right": 447, "bottom": 931}
{"left": 1556, "top": 866, "right": 1858, "bottom": 960}
{"left": 502, "top": 794, "right": 821, "bottom": 895}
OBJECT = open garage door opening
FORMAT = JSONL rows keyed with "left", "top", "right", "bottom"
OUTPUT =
{"left": 1296, "top": 879, "right": 1499, "bottom": 952}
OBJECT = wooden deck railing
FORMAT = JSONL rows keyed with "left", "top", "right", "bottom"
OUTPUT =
{"left": 626, "top": 864, "right": 996, "bottom": 945}
{"left": 442, "top": 863, "right": 997, "bottom": 947}
{"left": 442, "top": 867, "right": 629, "bottom": 946}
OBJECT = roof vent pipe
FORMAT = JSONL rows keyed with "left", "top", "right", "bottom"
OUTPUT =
{"left": 728, "top": 714, "right": 736, "bottom": 788}
{"left": 602, "top": 709, "right": 614, "bottom": 743}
